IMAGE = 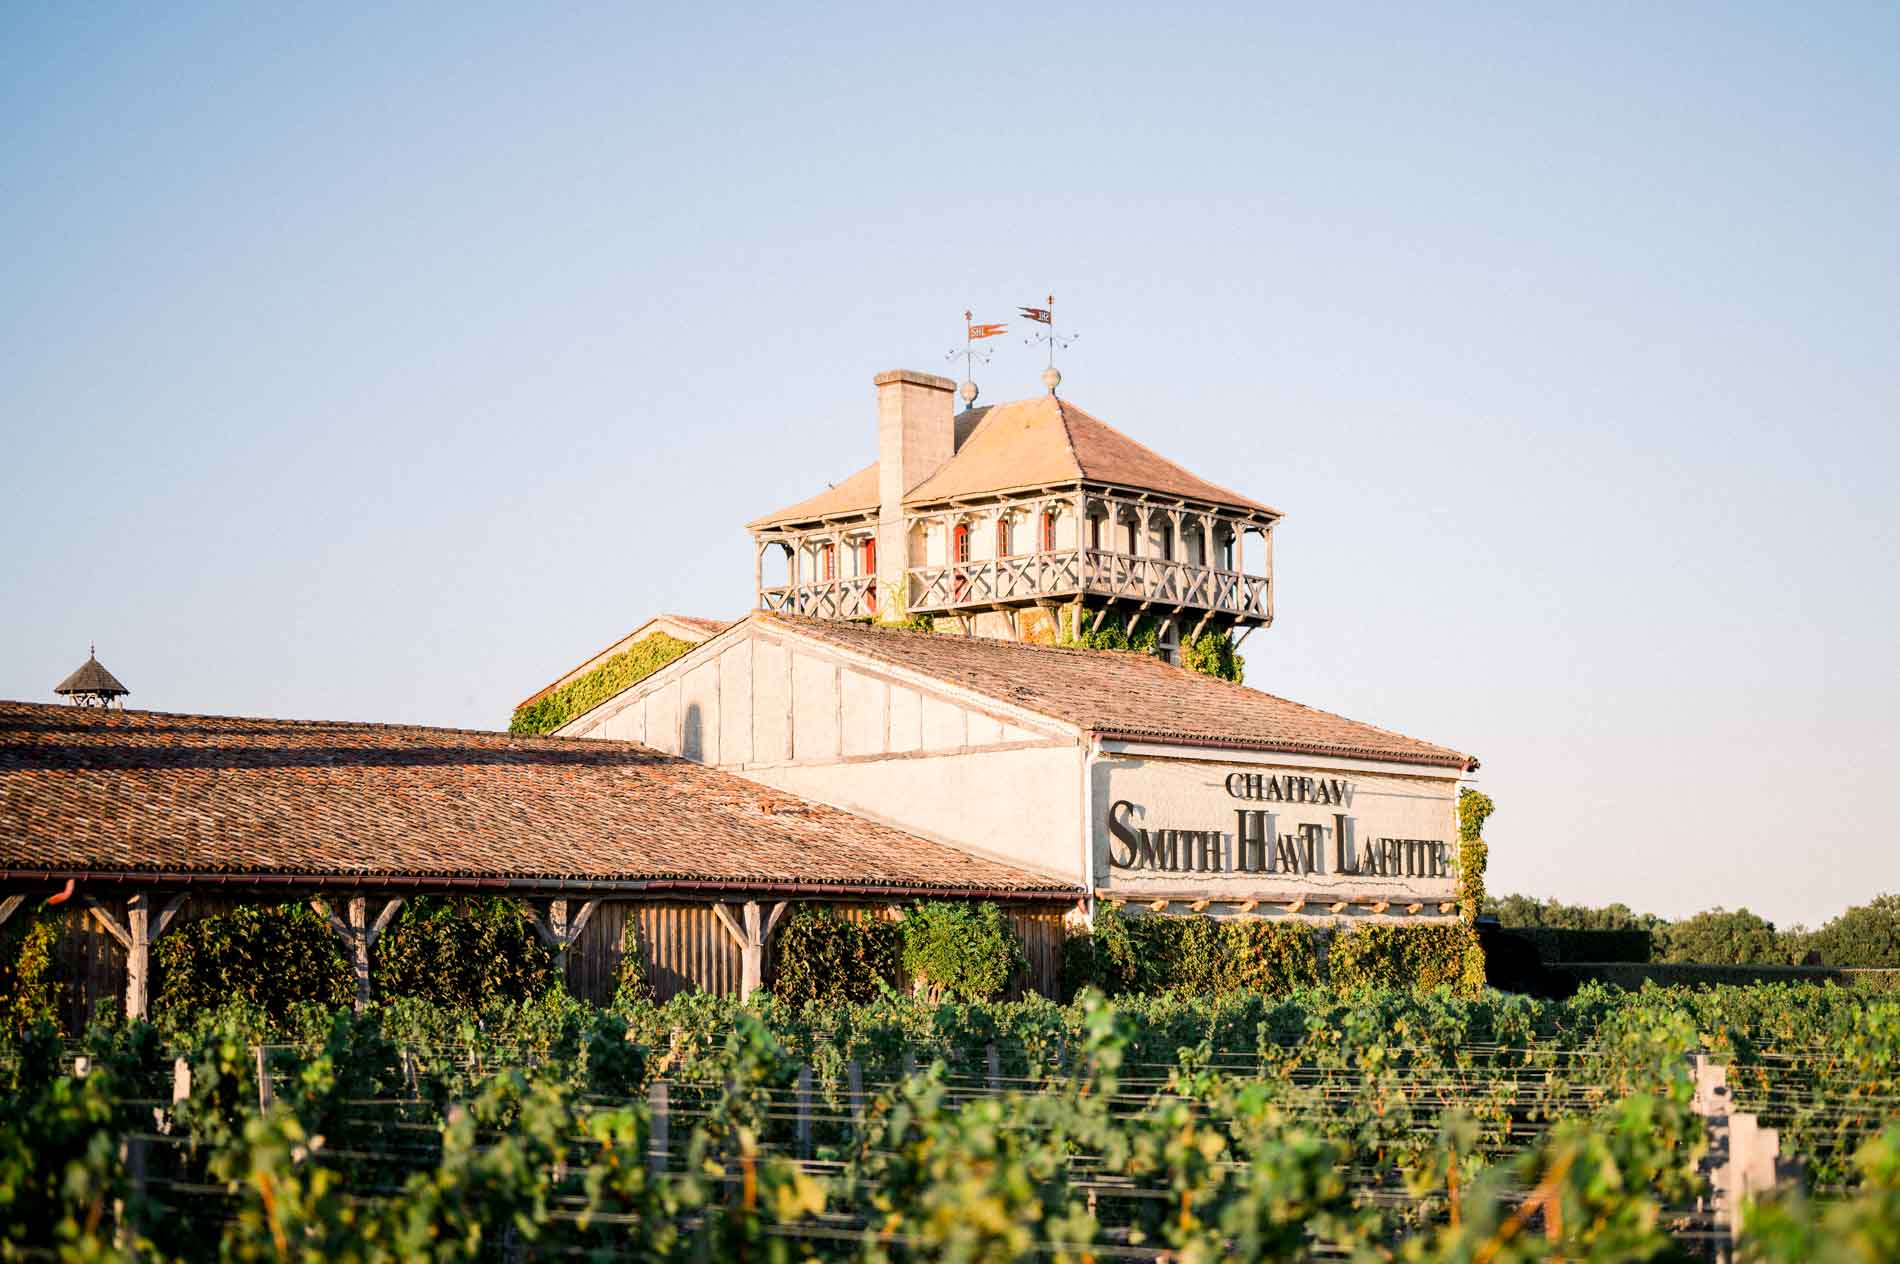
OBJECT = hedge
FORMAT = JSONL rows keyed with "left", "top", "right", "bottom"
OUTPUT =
{"left": 1063, "top": 905, "right": 1319, "bottom": 998}
{"left": 509, "top": 632, "right": 696, "bottom": 735}
{"left": 1329, "top": 922, "right": 1487, "bottom": 997}
{"left": 1506, "top": 927, "right": 1653, "bottom": 965}
{"left": 1064, "top": 909, "right": 1484, "bottom": 999}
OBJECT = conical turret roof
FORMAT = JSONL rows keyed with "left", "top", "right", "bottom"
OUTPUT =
{"left": 55, "top": 651, "right": 129, "bottom": 699}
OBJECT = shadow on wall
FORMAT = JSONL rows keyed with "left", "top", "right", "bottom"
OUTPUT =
{"left": 682, "top": 703, "right": 703, "bottom": 762}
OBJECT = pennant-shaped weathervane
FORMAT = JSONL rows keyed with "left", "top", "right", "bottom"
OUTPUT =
{"left": 967, "top": 321, "right": 1008, "bottom": 339}
{"left": 1018, "top": 304, "right": 1052, "bottom": 324}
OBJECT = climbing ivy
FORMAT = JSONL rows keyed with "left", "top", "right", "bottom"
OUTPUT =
{"left": 1329, "top": 922, "right": 1487, "bottom": 997}
{"left": 509, "top": 632, "right": 696, "bottom": 735}
{"left": 0, "top": 911, "right": 64, "bottom": 1035}
{"left": 371, "top": 897, "right": 553, "bottom": 1009}
{"left": 772, "top": 908, "right": 904, "bottom": 1008}
{"left": 1457, "top": 788, "right": 1495, "bottom": 925}
{"left": 1057, "top": 604, "right": 1245, "bottom": 683}
{"left": 154, "top": 903, "right": 353, "bottom": 1025}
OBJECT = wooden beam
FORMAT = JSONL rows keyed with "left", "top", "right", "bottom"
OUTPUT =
{"left": 84, "top": 898, "right": 132, "bottom": 951}
{"left": 0, "top": 895, "right": 25, "bottom": 931}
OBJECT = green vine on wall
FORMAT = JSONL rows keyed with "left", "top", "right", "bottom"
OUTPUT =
{"left": 1057, "top": 605, "right": 1244, "bottom": 683}
{"left": 510, "top": 632, "right": 696, "bottom": 735}
{"left": 1456, "top": 788, "right": 1495, "bottom": 926}
{"left": 0, "top": 911, "right": 64, "bottom": 1035}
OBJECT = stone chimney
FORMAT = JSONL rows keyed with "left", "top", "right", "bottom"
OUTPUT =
{"left": 873, "top": 369, "right": 956, "bottom": 620}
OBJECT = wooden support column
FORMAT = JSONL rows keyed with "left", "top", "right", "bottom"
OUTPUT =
{"left": 313, "top": 896, "right": 405, "bottom": 1011}
{"left": 85, "top": 893, "right": 186, "bottom": 1022}
{"left": 712, "top": 899, "right": 791, "bottom": 997}
{"left": 0, "top": 894, "right": 25, "bottom": 931}
{"left": 523, "top": 898, "right": 602, "bottom": 979}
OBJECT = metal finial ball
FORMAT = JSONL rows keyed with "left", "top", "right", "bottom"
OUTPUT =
{"left": 1042, "top": 365, "right": 1062, "bottom": 394}
{"left": 959, "top": 380, "right": 979, "bottom": 406}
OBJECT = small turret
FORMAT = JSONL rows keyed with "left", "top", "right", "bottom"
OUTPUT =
{"left": 55, "top": 646, "right": 129, "bottom": 709}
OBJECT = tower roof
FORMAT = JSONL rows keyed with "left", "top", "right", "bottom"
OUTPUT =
{"left": 907, "top": 396, "right": 1278, "bottom": 513}
{"left": 54, "top": 652, "right": 128, "bottom": 700}
{"left": 747, "top": 394, "right": 1277, "bottom": 531}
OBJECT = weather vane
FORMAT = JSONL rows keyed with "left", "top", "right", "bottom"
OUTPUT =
{"left": 947, "top": 308, "right": 1008, "bottom": 408}
{"left": 1020, "top": 294, "right": 1077, "bottom": 394}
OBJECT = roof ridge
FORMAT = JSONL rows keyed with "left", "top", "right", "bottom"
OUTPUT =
{"left": 0, "top": 698, "right": 682, "bottom": 754}
{"left": 1052, "top": 397, "right": 1086, "bottom": 478}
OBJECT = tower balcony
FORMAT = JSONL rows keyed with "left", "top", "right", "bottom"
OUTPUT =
{"left": 906, "top": 547, "right": 1271, "bottom": 625}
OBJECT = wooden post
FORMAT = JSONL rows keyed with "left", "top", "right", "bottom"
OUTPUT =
{"left": 86, "top": 892, "right": 186, "bottom": 1022}
{"left": 647, "top": 1080, "right": 670, "bottom": 1176}
{"left": 712, "top": 899, "right": 790, "bottom": 997}
{"left": 847, "top": 1059, "right": 863, "bottom": 1124}
{"left": 987, "top": 1043, "right": 1002, "bottom": 1093}
{"left": 523, "top": 897, "right": 601, "bottom": 984}
{"left": 313, "top": 896, "right": 404, "bottom": 1010}
{"left": 796, "top": 1064, "right": 813, "bottom": 1159}
{"left": 255, "top": 1046, "right": 273, "bottom": 1112}
{"left": 0, "top": 894, "right": 25, "bottom": 930}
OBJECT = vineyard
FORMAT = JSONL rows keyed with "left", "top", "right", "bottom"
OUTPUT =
{"left": 5, "top": 982, "right": 1899, "bottom": 1261}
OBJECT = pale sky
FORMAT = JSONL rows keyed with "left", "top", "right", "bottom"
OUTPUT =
{"left": 3, "top": 4, "right": 1895, "bottom": 927}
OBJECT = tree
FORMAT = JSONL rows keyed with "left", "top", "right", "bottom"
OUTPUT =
{"left": 1654, "top": 907, "right": 1790, "bottom": 965}
{"left": 1806, "top": 894, "right": 1900, "bottom": 969}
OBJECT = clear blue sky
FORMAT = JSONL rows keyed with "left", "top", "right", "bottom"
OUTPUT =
{"left": 4, "top": 4, "right": 1895, "bottom": 926}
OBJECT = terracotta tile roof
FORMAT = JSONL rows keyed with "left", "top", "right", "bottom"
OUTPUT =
{"left": 764, "top": 615, "right": 1475, "bottom": 771}
{"left": 0, "top": 701, "right": 1075, "bottom": 895}
{"left": 906, "top": 397, "right": 1278, "bottom": 514}
{"left": 516, "top": 614, "right": 733, "bottom": 711}
{"left": 746, "top": 462, "right": 880, "bottom": 530}
{"left": 747, "top": 395, "right": 1277, "bottom": 530}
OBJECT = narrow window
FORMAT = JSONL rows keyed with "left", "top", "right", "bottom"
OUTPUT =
{"left": 1040, "top": 510, "right": 1056, "bottom": 552}
{"left": 1089, "top": 515, "right": 1102, "bottom": 550}
{"left": 821, "top": 542, "right": 836, "bottom": 582}
{"left": 996, "top": 517, "right": 1012, "bottom": 558}
{"left": 862, "top": 537, "right": 878, "bottom": 612}
{"left": 953, "top": 522, "right": 970, "bottom": 563}
{"left": 1123, "top": 519, "right": 1138, "bottom": 555}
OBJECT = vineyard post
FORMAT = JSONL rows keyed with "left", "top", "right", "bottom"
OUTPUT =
{"left": 796, "top": 1065, "right": 813, "bottom": 1158}
{"left": 255, "top": 1047, "right": 272, "bottom": 1112}
{"left": 847, "top": 1060, "right": 863, "bottom": 1123}
{"left": 1687, "top": 1054, "right": 1794, "bottom": 1258}
{"left": 987, "top": 1044, "right": 1001, "bottom": 1093}
{"left": 648, "top": 1080, "right": 670, "bottom": 1176}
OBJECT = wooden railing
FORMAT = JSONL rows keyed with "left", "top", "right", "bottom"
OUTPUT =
{"left": 759, "top": 575, "right": 877, "bottom": 620}
{"left": 903, "top": 549, "right": 1269, "bottom": 619}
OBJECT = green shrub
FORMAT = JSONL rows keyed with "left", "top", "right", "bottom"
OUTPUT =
{"left": 154, "top": 903, "right": 352, "bottom": 1026}
{"left": 0, "top": 911, "right": 64, "bottom": 1035}
{"left": 509, "top": 632, "right": 696, "bottom": 735}
{"left": 900, "top": 901, "right": 1027, "bottom": 1003}
{"left": 1329, "top": 923, "right": 1485, "bottom": 996}
{"left": 772, "top": 907, "right": 904, "bottom": 1007}
{"left": 372, "top": 896, "right": 553, "bottom": 1008}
